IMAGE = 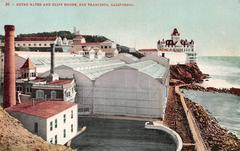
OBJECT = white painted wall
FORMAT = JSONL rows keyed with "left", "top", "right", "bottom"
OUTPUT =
{"left": 158, "top": 51, "right": 187, "bottom": 65}
{"left": 93, "top": 68, "right": 167, "bottom": 118}
{"left": 8, "top": 112, "right": 47, "bottom": 139}
{"left": 46, "top": 105, "right": 78, "bottom": 145}
{"left": 15, "top": 41, "right": 53, "bottom": 48}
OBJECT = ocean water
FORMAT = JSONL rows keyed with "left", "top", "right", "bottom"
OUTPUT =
{"left": 182, "top": 89, "right": 240, "bottom": 138}
{"left": 184, "top": 56, "right": 240, "bottom": 138}
{"left": 197, "top": 56, "right": 240, "bottom": 88}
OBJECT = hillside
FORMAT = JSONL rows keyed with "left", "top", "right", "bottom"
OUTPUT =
{"left": 0, "top": 106, "right": 74, "bottom": 151}
{"left": 17, "top": 31, "right": 109, "bottom": 43}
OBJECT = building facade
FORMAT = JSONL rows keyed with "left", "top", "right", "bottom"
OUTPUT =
{"left": 157, "top": 28, "right": 197, "bottom": 64}
{"left": 6, "top": 101, "right": 78, "bottom": 145}
{"left": 15, "top": 36, "right": 57, "bottom": 48}
{"left": 138, "top": 48, "right": 158, "bottom": 56}
{"left": 39, "top": 55, "right": 170, "bottom": 119}
{"left": 70, "top": 32, "right": 117, "bottom": 57}
{"left": 15, "top": 58, "right": 76, "bottom": 102}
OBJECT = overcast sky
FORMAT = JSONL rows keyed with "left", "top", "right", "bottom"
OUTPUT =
{"left": 0, "top": 0, "right": 240, "bottom": 56}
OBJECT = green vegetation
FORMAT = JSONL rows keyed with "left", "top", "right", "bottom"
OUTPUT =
{"left": 18, "top": 31, "right": 74, "bottom": 39}
{"left": 0, "top": 35, "right": 4, "bottom": 42}
{"left": 17, "top": 31, "right": 109, "bottom": 42}
{"left": 117, "top": 44, "right": 144, "bottom": 58}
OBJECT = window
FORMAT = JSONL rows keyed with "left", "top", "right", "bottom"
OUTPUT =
{"left": 66, "top": 91, "right": 71, "bottom": 97}
{"left": 39, "top": 44, "right": 41, "bottom": 46}
{"left": 26, "top": 87, "right": 31, "bottom": 93}
{"left": 54, "top": 135, "right": 57, "bottom": 144}
{"left": 17, "top": 44, "right": 20, "bottom": 46}
{"left": 34, "top": 122, "right": 38, "bottom": 134}
{"left": 31, "top": 72, "right": 35, "bottom": 77}
{"left": 36, "top": 90, "right": 44, "bottom": 99}
{"left": 50, "top": 121, "right": 53, "bottom": 131}
{"left": 109, "top": 46, "right": 111, "bottom": 49}
{"left": 104, "top": 46, "right": 107, "bottom": 49}
{"left": 16, "top": 86, "right": 22, "bottom": 92}
{"left": 63, "top": 129, "right": 66, "bottom": 138}
{"left": 24, "top": 72, "right": 27, "bottom": 78}
{"left": 28, "top": 44, "right": 31, "bottom": 46}
{"left": 78, "top": 107, "right": 90, "bottom": 113}
{"left": 34, "top": 43, "right": 36, "bottom": 46}
{"left": 63, "top": 114, "right": 66, "bottom": 123}
{"left": 51, "top": 91, "right": 56, "bottom": 99}
{"left": 71, "top": 124, "right": 73, "bottom": 132}
{"left": 71, "top": 110, "right": 73, "bottom": 119}
{"left": 44, "top": 44, "right": 47, "bottom": 46}
{"left": 55, "top": 119, "right": 57, "bottom": 128}
{"left": 50, "top": 138, "right": 53, "bottom": 144}
{"left": 23, "top": 44, "right": 26, "bottom": 46}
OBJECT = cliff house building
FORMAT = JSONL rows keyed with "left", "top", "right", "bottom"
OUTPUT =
{"left": 157, "top": 28, "right": 197, "bottom": 64}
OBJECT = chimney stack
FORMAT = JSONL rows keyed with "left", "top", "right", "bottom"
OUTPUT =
{"left": 47, "top": 44, "right": 59, "bottom": 82}
{"left": 3, "top": 25, "right": 16, "bottom": 108}
{"left": 50, "top": 44, "right": 55, "bottom": 74}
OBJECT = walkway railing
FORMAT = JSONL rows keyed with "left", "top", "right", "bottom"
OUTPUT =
{"left": 175, "top": 85, "right": 209, "bottom": 151}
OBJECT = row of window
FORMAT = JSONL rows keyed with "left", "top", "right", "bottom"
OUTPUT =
{"left": 17, "top": 86, "right": 31, "bottom": 93}
{"left": 22, "top": 72, "right": 36, "bottom": 78}
{"left": 101, "top": 45, "right": 111, "bottom": 49}
{"left": 49, "top": 111, "right": 74, "bottom": 131}
{"left": 16, "top": 43, "right": 49, "bottom": 47}
{"left": 65, "top": 87, "right": 75, "bottom": 97}
{"left": 36, "top": 90, "right": 56, "bottom": 99}
{"left": 49, "top": 124, "right": 74, "bottom": 144}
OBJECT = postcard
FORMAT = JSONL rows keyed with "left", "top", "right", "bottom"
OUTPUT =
{"left": 0, "top": 0, "right": 239, "bottom": 151}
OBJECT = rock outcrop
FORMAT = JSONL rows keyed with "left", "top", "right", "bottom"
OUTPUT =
{"left": 0, "top": 107, "right": 74, "bottom": 151}
{"left": 170, "top": 63, "right": 208, "bottom": 84}
{"left": 183, "top": 84, "right": 240, "bottom": 96}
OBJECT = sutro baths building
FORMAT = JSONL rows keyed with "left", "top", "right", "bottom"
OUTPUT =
{"left": 5, "top": 51, "right": 170, "bottom": 119}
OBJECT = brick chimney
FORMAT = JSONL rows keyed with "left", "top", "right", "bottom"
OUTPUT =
{"left": 3, "top": 25, "right": 16, "bottom": 108}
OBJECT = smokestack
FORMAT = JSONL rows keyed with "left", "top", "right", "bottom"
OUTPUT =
{"left": 48, "top": 44, "right": 59, "bottom": 82}
{"left": 3, "top": 25, "right": 16, "bottom": 108}
{"left": 50, "top": 45, "right": 55, "bottom": 74}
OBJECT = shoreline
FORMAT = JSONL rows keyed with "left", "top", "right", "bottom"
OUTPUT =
{"left": 183, "top": 84, "right": 240, "bottom": 96}
{"left": 164, "top": 84, "right": 240, "bottom": 151}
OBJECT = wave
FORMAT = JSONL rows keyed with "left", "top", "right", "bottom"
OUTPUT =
{"left": 197, "top": 56, "right": 240, "bottom": 88}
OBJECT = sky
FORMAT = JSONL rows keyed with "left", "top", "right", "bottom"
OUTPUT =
{"left": 0, "top": 0, "right": 240, "bottom": 56}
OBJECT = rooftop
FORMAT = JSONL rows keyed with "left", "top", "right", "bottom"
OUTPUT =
{"left": 128, "top": 60, "right": 167, "bottom": 79}
{"left": 16, "top": 51, "right": 168, "bottom": 81}
{"left": 6, "top": 101, "right": 76, "bottom": 119}
{"left": 15, "top": 36, "right": 57, "bottom": 41}
{"left": 138, "top": 48, "right": 158, "bottom": 52}
{"left": 20, "top": 58, "right": 35, "bottom": 70}
{"left": 48, "top": 79, "right": 73, "bottom": 85}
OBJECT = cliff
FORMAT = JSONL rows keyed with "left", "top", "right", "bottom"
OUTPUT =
{"left": 0, "top": 107, "right": 74, "bottom": 151}
{"left": 170, "top": 63, "right": 208, "bottom": 84}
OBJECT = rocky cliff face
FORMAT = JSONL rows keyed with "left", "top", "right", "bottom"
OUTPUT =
{"left": 0, "top": 107, "right": 74, "bottom": 151}
{"left": 170, "top": 63, "right": 208, "bottom": 84}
